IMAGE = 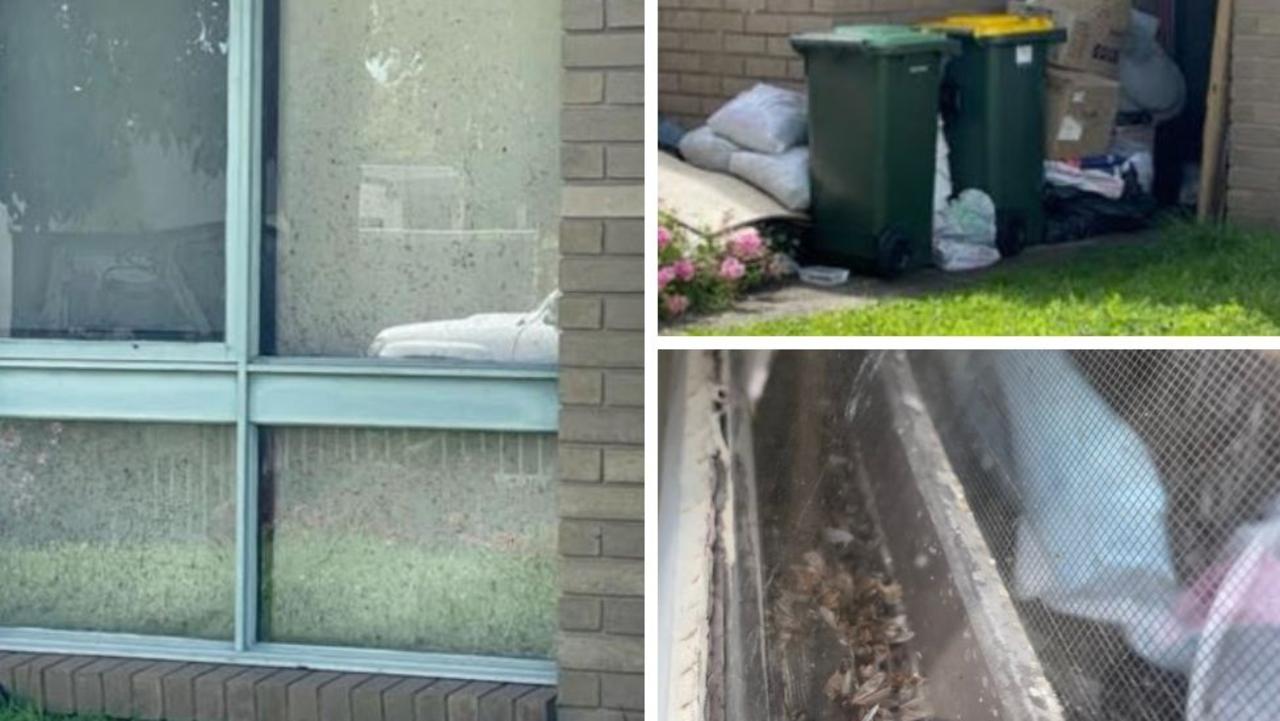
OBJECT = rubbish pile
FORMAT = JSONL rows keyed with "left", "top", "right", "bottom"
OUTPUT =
{"left": 1025, "top": 0, "right": 1183, "bottom": 243}
{"left": 678, "top": 83, "right": 1002, "bottom": 275}
{"left": 659, "top": 0, "right": 1201, "bottom": 280}
{"left": 678, "top": 84, "right": 811, "bottom": 212}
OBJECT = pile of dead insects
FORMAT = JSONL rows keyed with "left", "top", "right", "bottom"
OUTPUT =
{"left": 772, "top": 544, "right": 931, "bottom": 721}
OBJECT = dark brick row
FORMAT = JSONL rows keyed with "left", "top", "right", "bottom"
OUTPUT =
{"left": 0, "top": 653, "right": 555, "bottom": 721}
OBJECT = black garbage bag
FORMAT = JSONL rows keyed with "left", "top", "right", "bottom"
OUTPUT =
{"left": 1043, "top": 168, "right": 1159, "bottom": 245}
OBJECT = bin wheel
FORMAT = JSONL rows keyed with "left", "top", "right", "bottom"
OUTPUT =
{"left": 997, "top": 213, "right": 1027, "bottom": 258}
{"left": 875, "top": 229, "right": 912, "bottom": 279}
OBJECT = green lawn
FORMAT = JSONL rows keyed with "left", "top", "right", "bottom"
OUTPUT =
{"left": 0, "top": 531, "right": 556, "bottom": 659}
{"left": 0, "top": 701, "right": 105, "bottom": 721}
{"left": 690, "top": 222, "right": 1280, "bottom": 336}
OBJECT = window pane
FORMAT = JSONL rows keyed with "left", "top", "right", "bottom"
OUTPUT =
{"left": 261, "top": 428, "right": 558, "bottom": 658}
{"left": 0, "top": 1, "right": 228, "bottom": 342}
{"left": 262, "top": 0, "right": 560, "bottom": 362}
{"left": 0, "top": 420, "right": 236, "bottom": 637}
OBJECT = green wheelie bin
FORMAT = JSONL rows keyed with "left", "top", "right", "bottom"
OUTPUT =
{"left": 790, "top": 26, "right": 956, "bottom": 278}
{"left": 920, "top": 14, "right": 1066, "bottom": 256}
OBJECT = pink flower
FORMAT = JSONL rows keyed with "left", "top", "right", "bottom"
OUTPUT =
{"left": 729, "top": 228, "right": 765, "bottom": 259}
{"left": 719, "top": 256, "right": 745, "bottom": 281}
{"left": 658, "top": 226, "right": 672, "bottom": 250}
{"left": 664, "top": 293, "right": 690, "bottom": 317}
{"left": 673, "top": 258, "right": 696, "bottom": 282}
{"left": 658, "top": 265, "right": 676, "bottom": 290}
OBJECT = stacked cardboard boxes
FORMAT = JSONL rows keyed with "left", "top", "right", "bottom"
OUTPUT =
{"left": 1011, "top": 0, "right": 1128, "bottom": 159}
{"left": 1044, "top": 68, "right": 1121, "bottom": 159}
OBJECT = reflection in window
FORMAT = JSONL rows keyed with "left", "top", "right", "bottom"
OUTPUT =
{"left": 260, "top": 428, "right": 558, "bottom": 658}
{"left": 0, "top": 1, "right": 228, "bottom": 342}
{"left": 262, "top": 0, "right": 560, "bottom": 362}
{"left": 0, "top": 420, "right": 236, "bottom": 637}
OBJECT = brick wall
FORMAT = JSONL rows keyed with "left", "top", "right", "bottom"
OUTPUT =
{"left": 0, "top": 654, "right": 556, "bottom": 721}
{"left": 658, "top": 0, "right": 1003, "bottom": 128}
{"left": 1226, "top": 0, "right": 1280, "bottom": 230}
{"left": 557, "top": 0, "right": 646, "bottom": 719}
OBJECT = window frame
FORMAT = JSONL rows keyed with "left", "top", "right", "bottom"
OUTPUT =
{"left": 0, "top": 0, "right": 558, "bottom": 686}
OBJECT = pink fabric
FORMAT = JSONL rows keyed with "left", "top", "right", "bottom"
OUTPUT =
{"left": 1175, "top": 552, "right": 1280, "bottom": 629}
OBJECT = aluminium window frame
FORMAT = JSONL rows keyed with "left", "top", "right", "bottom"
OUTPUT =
{"left": 0, "top": 0, "right": 558, "bottom": 686}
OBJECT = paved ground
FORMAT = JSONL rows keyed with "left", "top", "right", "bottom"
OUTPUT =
{"left": 668, "top": 231, "right": 1160, "bottom": 333}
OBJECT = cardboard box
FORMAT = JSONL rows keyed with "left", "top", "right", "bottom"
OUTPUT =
{"left": 1045, "top": 67, "right": 1121, "bottom": 159}
{"left": 1010, "top": 0, "right": 1129, "bottom": 78}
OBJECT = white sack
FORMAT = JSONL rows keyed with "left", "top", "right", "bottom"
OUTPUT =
{"left": 678, "top": 126, "right": 740, "bottom": 173}
{"left": 728, "top": 147, "right": 810, "bottom": 211}
{"left": 708, "top": 84, "right": 808, "bottom": 154}
{"left": 1119, "top": 10, "right": 1186, "bottom": 123}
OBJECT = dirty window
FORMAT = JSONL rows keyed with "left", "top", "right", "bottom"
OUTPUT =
{"left": 262, "top": 0, "right": 561, "bottom": 365}
{"left": 0, "top": 420, "right": 236, "bottom": 638}
{"left": 0, "top": 1, "right": 228, "bottom": 342}
{"left": 259, "top": 427, "right": 558, "bottom": 657}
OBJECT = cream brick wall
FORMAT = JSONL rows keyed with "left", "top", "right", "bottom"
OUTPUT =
{"left": 558, "top": 0, "right": 646, "bottom": 719}
{"left": 658, "top": 0, "right": 1004, "bottom": 128}
{"left": 1227, "top": 0, "right": 1280, "bottom": 230}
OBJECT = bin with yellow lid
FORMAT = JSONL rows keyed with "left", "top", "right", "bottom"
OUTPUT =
{"left": 920, "top": 14, "right": 1066, "bottom": 255}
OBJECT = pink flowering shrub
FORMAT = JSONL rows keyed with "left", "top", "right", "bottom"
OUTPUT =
{"left": 658, "top": 214, "right": 788, "bottom": 321}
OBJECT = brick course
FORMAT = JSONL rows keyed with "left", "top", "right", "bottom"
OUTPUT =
{"left": 558, "top": 0, "right": 646, "bottom": 716}
{"left": 0, "top": 654, "right": 554, "bottom": 721}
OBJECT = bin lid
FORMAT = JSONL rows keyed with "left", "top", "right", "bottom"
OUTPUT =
{"left": 920, "top": 14, "right": 1061, "bottom": 40}
{"left": 791, "top": 24, "right": 955, "bottom": 56}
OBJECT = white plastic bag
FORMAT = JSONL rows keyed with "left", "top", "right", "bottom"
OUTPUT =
{"left": 1045, "top": 160, "right": 1128, "bottom": 199}
{"left": 1119, "top": 10, "right": 1186, "bottom": 123}
{"left": 1179, "top": 497, "right": 1280, "bottom": 721}
{"left": 728, "top": 147, "right": 810, "bottom": 211}
{"left": 933, "top": 118, "right": 953, "bottom": 218}
{"left": 1046, "top": 153, "right": 1154, "bottom": 199}
{"left": 678, "top": 126, "right": 740, "bottom": 173}
{"left": 934, "top": 239, "right": 1000, "bottom": 273}
{"left": 933, "top": 190, "right": 1000, "bottom": 272}
{"left": 986, "top": 351, "right": 1191, "bottom": 672}
{"left": 946, "top": 351, "right": 1280, "bottom": 718}
{"left": 798, "top": 265, "right": 849, "bottom": 287}
{"left": 707, "top": 84, "right": 808, "bottom": 154}
{"left": 1109, "top": 123, "right": 1156, "bottom": 194}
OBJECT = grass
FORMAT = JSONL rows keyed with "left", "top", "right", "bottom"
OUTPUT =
{"left": 0, "top": 530, "right": 556, "bottom": 659}
{"left": 0, "top": 700, "right": 107, "bottom": 721}
{"left": 262, "top": 530, "right": 556, "bottom": 657}
{"left": 689, "top": 221, "right": 1280, "bottom": 336}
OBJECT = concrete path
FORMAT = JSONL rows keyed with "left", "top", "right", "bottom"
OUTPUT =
{"left": 667, "top": 231, "right": 1159, "bottom": 333}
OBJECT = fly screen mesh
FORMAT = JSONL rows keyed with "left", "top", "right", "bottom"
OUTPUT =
{"left": 910, "top": 350, "right": 1280, "bottom": 721}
